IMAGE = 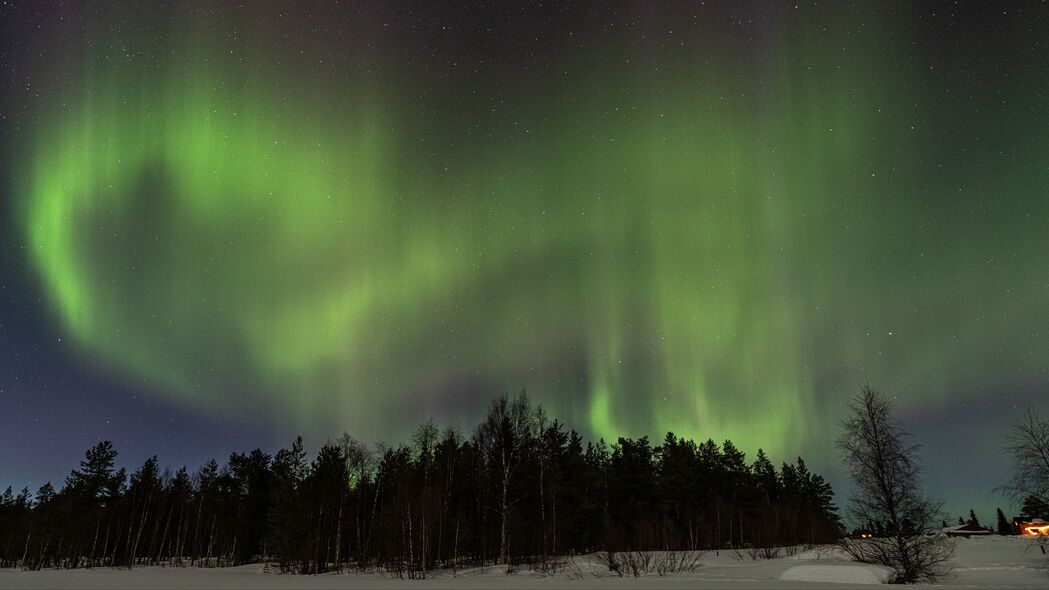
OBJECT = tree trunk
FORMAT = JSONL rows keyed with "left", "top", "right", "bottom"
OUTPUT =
{"left": 156, "top": 502, "right": 173, "bottom": 564}
{"left": 539, "top": 461, "right": 546, "bottom": 558}
{"left": 499, "top": 470, "right": 509, "bottom": 565}
{"left": 334, "top": 499, "right": 344, "bottom": 572}
{"left": 90, "top": 512, "right": 101, "bottom": 566}
{"left": 101, "top": 524, "right": 110, "bottom": 567}
{"left": 453, "top": 518, "right": 459, "bottom": 576}
{"left": 20, "top": 528, "right": 31, "bottom": 568}
{"left": 130, "top": 489, "right": 153, "bottom": 567}
{"left": 174, "top": 499, "right": 186, "bottom": 565}
{"left": 206, "top": 515, "right": 216, "bottom": 567}
{"left": 192, "top": 497, "right": 203, "bottom": 566}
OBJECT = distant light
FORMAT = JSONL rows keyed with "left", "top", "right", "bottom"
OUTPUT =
{"left": 1021, "top": 523, "right": 1049, "bottom": 537}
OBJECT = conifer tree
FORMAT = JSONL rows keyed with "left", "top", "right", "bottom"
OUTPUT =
{"left": 995, "top": 508, "right": 1011, "bottom": 535}
{"left": 0, "top": 395, "right": 846, "bottom": 572}
{"left": 1021, "top": 495, "right": 1049, "bottom": 519}
{"left": 267, "top": 437, "right": 307, "bottom": 571}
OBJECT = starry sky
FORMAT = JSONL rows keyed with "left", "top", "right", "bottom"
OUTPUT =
{"left": 1, "top": 1, "right": 1046, "bottom": 523}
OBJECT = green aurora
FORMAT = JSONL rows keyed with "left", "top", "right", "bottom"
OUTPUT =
{"left": 16, "top": 4, "right": 1049, "bottom": 468}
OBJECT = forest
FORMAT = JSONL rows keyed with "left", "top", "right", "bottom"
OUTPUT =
{"left": 0, "top": 392, "right": 842, "bottom": 575}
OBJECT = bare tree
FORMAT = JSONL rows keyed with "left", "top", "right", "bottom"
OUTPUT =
{"left": 473, "top": 391, "right": 539, "bottom": 567}
{"left": 836, "top": 385, "right": 953, "bottom": 583}
{"left": 338, "top": 433, "right": 375, "bottom": 568}
{"left": 1000, "top": 408, "right": 1049, "bottom": 504}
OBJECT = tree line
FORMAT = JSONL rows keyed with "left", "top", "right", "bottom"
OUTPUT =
{"left": 941, "top": 501, "right": 1048, "bottom": 536}
{"left": 0, "top": 392, "right": 842, "bottom": 574}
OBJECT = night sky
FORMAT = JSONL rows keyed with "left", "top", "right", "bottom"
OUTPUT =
{"left": 1, "top": 1, "right": 1046, "bottom": 523}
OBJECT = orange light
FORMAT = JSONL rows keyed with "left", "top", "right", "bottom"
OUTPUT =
{"left": 1021, "top": 523, "right": 1049, "bottom": 537}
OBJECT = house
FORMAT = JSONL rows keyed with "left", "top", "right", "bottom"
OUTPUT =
{"left": 942, "top": 523, "right": 993, "bottom": 538}
{"left": 1013, "top": 518, "right": 1049, "bottom": 537}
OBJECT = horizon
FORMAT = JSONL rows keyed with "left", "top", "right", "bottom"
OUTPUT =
{"left": 0, "top": 390, "right": 1025, "bottom": 526}
{"left": 1, "top": 0, "right": 1044, "bottom": 540}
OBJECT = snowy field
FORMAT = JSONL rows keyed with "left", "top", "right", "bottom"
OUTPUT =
{"left": 1, "top": 536, "right": 1045, "bottom": 589}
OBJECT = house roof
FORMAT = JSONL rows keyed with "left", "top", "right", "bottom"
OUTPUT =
{"left": 943, "top": 523, "right": 992, "bottom": 534}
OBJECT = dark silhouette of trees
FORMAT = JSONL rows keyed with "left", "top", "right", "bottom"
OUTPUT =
{"left": 995, "top": 508, "right": 1011, "bottom": 535}
{"left": 0, "top": 393, "right": 843, "bottom": 573}
{"left": 1021, "top": 495, "right": 1049, "bottom": 519}
{"left": 1001, "top": 408, "right": 1049, "bottom": 508}
{"left": 472, "top": 391, "right": 539, "bottom": 567}
{"left": 266, "top": 437, "right": 307, "bottom": 572}
{"left": 836, "top": 385, "right": 954, "bottom": 583}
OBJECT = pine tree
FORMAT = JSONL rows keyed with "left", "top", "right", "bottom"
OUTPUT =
{"left": 995, "top": 508, "right": 1011, "bottom": 535}
{"left": 228, "top": 450, "right": 273, "bottom": 564}
{"left": 0, "top": 395, "right": 848, "bottom": 571}
{"left": 1021, "top": 494, "right": 1049, "bottom": 519}
{"left": 609, "top": 436, "right": 656, "bottom": 549}
{"left": 267, "top": 437, "right": 307, "bottom": 571}
{"left": 67, "top": 440, "right": 120, "bottom": 501}
{"left": 752, "top": 450, "right": 779, "bottom": 502}
{"left": 34, "top": 482, "right": 55, "bottom": 505}
{"left": 126, "top": 456, "right": 162, "bottom": 565}
{"left": 303, "top": 444, "right": 347, "bottom": 573}
{"left": 168, "top": 467, "right": 193, "bottom": 564}
{"left": 967, "top": 509, "right": 979, "bottom": 527}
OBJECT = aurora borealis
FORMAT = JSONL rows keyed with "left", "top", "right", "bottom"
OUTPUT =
{"left": 2, "top": 2, "right": 1048, "bottom": 519}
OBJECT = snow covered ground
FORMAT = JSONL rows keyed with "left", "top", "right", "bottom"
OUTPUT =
{"left": 0, "top": 536, "right": 1044, "bottom": 589}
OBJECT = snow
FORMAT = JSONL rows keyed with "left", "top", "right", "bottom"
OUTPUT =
{"left": 0, "top": 536, "right": 1045, "bottom": 589}
{"left": 780, "top": 564, "right": 895, "bottom": 585}
{"left": 943, "top": 524, "right": 993, "bottom": 535}
{"left": 940, "top": 535, "right": 1048, "bottom": 589}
